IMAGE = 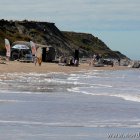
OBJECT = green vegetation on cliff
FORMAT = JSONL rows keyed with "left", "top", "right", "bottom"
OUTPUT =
{"left": 62, "top": 31, "right": 124, "bottom": 58}
{"left": 0, "top": 19, "right": 127, "bottom": 59}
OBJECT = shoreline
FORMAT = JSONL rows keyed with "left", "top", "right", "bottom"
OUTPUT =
{"left": 0, "top": 61, "right": 131, "bottom": 74}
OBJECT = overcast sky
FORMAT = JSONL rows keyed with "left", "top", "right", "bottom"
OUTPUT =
{"left": 0, "top": 0, "right": 140, "bottom": 59}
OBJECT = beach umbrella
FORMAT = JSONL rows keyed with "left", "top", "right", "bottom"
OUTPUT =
{"left": 12, "top": 44, "right": 30, "bottom": 50}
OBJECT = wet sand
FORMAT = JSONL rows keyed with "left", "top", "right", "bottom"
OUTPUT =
{"left": 0, "top": 61, "right": 130, "bottom": 73}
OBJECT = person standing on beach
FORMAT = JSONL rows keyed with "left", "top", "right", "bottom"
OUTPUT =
{"left": 118, "top": 58, "right": 121, "bottom": 66}
{"left": 36, "top": 47, "right": 42, "bottom": 66}
{"left": 92, "top": 54, "right": 97, "bottom": 65}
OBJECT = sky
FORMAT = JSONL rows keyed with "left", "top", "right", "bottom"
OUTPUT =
{"left": 0, "top": 0, "right": 140, "bottom": 60}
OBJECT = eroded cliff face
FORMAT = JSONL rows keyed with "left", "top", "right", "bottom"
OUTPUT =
{"left": 0, "top": 19, "right": 73, "bottom": 56}
{"left": 0, "top": 19, "right": 127, "bottom": 59}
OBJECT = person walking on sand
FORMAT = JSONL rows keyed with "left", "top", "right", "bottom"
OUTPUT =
{"left": 36, "top": 47, "right": 42, "bottom": 66}
{"left": 30, "top": 41, "right": 42, "bottom": 66}
{"left": 37, "top": 56, "right": 42, "bottom": 66}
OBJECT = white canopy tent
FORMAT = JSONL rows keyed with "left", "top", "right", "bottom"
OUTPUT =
{"left": 12, "top": 44, "right": 30, "bottom": 50}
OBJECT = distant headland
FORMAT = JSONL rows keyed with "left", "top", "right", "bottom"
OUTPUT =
{"left": 0, "top": 19, "right": 128, "bottom": 59}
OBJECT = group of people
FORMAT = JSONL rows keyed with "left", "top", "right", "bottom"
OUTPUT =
{"left": 59, "top": 56, "right": 79, "bottom": 66}
{"left": 89, "top": 53, "right": 121, "bottom": 67}
{"left": 89, "top": 53, "right": 102, "bottom": 66}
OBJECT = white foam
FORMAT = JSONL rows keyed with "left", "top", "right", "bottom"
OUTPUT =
{"left": 68, "top": 87, "right": 140, "bottom": 103}
{"left": 0, "top": 90, "right": 46, "bottom": 95}
{"left": 111, "top": 94, "right": 140, "bottom": 103}
{"left": 67, "top": 87, "right": 80, "bottom": 93}
{"left": 0, "top": 120, "right": 139, "bottom": 128}
{"left": 0, "top": 100, "right": 19, "bottom": 103}
{"left": 67, "top": 77, "right": 80, "bottom": 81}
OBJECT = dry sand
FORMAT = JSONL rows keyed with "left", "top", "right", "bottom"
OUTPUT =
{"left": 0, "top": 61, "right": 130, "bottom": 73}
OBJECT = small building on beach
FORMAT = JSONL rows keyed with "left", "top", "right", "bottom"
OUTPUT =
{"left": 35, "top": 43, "right": 56, "bottom": 62}
{"left": 11, "top": 41, "right": 56, "bottom": 62}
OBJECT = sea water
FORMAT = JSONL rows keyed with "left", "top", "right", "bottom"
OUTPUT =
{"left": 0, "top": 69, "right": 140, "bottom": 140}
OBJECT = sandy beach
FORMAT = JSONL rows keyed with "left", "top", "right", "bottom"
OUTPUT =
{"left": 0, "top": 61, "right": 130, "bottom": 73}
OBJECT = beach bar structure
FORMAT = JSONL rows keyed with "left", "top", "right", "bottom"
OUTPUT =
{"left": 35, "top": 44, "right": 56, "bottom": 62}
{"left": 11, "top": 41, "right": 56, "bottom": 62}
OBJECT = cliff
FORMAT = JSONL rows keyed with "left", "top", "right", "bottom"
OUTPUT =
{"left": 0, "top": 19, "right": 128, "bottom": 59}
